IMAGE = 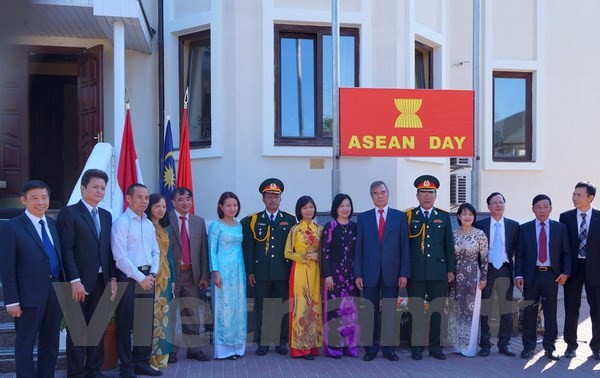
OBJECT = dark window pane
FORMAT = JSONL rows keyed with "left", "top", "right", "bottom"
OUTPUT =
{"left": 187, "top": 40, "right": 211, "bottom": 144}
{"left": 493, "top": 72, "right": 532, "bottom": 161}
{"left": 281, "top": 37, "right": 315, "bottom": 137}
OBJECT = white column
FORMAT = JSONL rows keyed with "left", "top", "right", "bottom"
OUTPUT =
{"left": 113, "top": 20, "right": 126, "bottom": 161}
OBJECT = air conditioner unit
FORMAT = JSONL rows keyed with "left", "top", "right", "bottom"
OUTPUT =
{"left": 450, "top": 157, "right": 472, "bottom": 169}
{"left": 450, "top": 173, "right": 471, "bottom": 206}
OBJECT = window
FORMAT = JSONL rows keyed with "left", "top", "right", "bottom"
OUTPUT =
{"left": 415, "top": 41, "right": 433, "bottom": 89}
{"left": 179, "top": 30, "right": 211, "bottom": 147}
{"left": 275, "top": 25, "right": 359, "bottom": 146}
{"left": 492, "top": 71, "right": 532, "bottom": 161}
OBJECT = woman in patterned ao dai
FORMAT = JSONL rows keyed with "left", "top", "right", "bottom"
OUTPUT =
{"left": 145, "top": 194, "right": 176, "bottom": 370}
{"left": 209, "top": 192, "right": 247, "bottom": 360}
{"left": 285, "top": 196, "right": 323, "bottom": 360}
{"left": 448, "top": 203, "right": 488, "bottom": 357}
{"left": 321, "top": 193, "right": 360, "bottom": 358}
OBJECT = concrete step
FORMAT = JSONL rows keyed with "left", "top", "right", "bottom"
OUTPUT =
{"left": 0, "top": 323, "right": 16, "bottom": 348}
{"left": 0, "top": 302, "right": 13, "bottom": 323}
{"left": 0, "top": 346, "right": 67, "bottom": 373}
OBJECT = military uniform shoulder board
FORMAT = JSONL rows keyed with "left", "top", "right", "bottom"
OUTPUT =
{"left": 435, "top": 207, "right": 449, "bottom": 214}
{"left": 281, "top": 211, "right": 296, "bottom": 218}
{"left": 241, "top": 212, "right": 261, "bottom": 222}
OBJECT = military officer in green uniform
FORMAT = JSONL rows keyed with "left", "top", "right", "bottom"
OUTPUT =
{"left": 242, "top": 178, "right": 297, "bottom": 356}
{"left": 406, "top": 175, "right": 456, "bottom": 361}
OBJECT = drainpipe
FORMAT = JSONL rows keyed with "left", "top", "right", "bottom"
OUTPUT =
{"left": 472, "top": 0, "right": 481, "bottom": 210}
{"left": 158, "top": 0, "right": 165, "bottom": 160}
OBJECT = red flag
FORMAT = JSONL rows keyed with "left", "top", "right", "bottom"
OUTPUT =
{"left": 117, "top": 104, "right": 142, "bottom": 212}
{"left": 177, "top": 99, "right": 194, "bottom": 213}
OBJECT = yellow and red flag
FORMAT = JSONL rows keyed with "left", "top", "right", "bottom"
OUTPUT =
{"left": 176, "top": 90, "right": 194, "bottom": 213}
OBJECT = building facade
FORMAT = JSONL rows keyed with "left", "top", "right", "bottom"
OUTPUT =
{"left": 1, "top": 0, "right": 599, "bottom": 221}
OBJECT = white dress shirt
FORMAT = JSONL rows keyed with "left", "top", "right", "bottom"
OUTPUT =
{"left": 111, "top": 207, "right": 160, "bottom": 282}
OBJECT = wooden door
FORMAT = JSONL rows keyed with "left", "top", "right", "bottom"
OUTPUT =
{"left": 0, "top": 47, "right": 28, "bottom": 205}
{"left": 78, "top": 44, "right": 103, "bottom": 170}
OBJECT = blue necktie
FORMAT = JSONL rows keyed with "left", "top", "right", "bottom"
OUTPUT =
{"left": 92, "top": 208, "right": 101, "bottom": 238}
{"left": 39, "top": 219, "right": 60, "bottom": 277}
{"left": 491, "top": 222, "right": 504, "bottom": 269}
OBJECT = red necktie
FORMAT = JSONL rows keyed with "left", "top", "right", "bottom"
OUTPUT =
{"left": 180, "top": 216, "right": 191, "bottom": 265}
{"left": 378, "top": 209, "right": 385, "bottom": 243}
{"left": 538, "top": 221, "right": 547, "bottom": 264}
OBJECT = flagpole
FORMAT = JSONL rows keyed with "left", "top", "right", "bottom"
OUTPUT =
{"left": 331, "top": 0, "right": 341, "bottom": 198}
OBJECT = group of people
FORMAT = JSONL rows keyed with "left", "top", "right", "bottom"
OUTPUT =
{"left": 2, "top": 171, "right": 600, "bottom": 378}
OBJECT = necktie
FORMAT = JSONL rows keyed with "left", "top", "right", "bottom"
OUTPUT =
{"left": 91, "top": 208, "right": 101, "bottom": 238}
{"left": 539, "top": 222, "right": 547, "bottom": 264}
{"left": 378, "top": 209, "right": 385, "bottom": 243}
{"left": 180, "top": 216, "right": 191, "bottom": 265}
{"left": 491, "top": 222, "right": 504, "bottom": 269}
{"left": 39, "top": 219, "right": 60, "bottom": 277}
{"left": 270, "top": 213, "right": 275, "bottom": 225}
{"left": 579, "top": 213, "right": 588, "bottom": 258}
{"left": 424, "top": 210, "right": 429, "bottom": 220}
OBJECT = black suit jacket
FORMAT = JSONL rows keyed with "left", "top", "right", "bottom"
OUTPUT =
{"left": 57, "top": 200, "right": 115, "bottom": 292}
{"left": 354, "top": 208, "right": 411, "bottom": 287}
{"left": 474, "top": 216, "right": 520, "bottom": 274}
{"left": 0, "top": 213, "right": 65, "bottom": 306}
{"left": 515, "top": 219, "right": 571, "bottom": 288}
{"left": 559, "top": 208, "right": 600, "bottom": 286}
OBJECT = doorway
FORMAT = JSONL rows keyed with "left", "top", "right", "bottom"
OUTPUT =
{"left": 29, "top": 52, "right": 80, "bottom": 208}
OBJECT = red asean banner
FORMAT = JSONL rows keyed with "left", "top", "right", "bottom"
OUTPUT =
{"left": 340, "top": 88, "right": 474, "bottom": 157}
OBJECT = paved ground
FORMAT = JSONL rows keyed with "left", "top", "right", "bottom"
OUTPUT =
{"left": 3, "top": 288, "right": 600, "bottom": 377}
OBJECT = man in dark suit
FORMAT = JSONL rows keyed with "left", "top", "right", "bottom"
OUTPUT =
{"left": 354, "top": 180, "right": 410, "bottom": 362}
{"left": 406, "top": 175, "right": 456, "bottom": 361}
{"left": 515, "top": 194, "right": 571, "bottom": 361}
{"left": 242, "top": 178, "right": 296, "bottom": 356}
{"left": 167, "top": 187, "right": 210, "bottom": 362}
{"left": 57, "top": 169, "right": 117, "bottom": 378}
{"left": 0, "top": 180, "right": 65, "bottom": 377}
{"left": 560, "top": 181, "right": 600, "bottom": 359}
{"left": 474, "top": 192, "right": 519, "bottom": 357}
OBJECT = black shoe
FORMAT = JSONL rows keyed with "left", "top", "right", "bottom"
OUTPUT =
{"left": 383, "top": 352, "right": 399, "bottom": 361}
{"left": 593, "top": 350, "right": 600, "bottom": 360}
{"left": 301, "top": 354, "right": 315, "bottom": 360}
{"left": 478, "top": 347, "right": 490, "bottom": 357}
{"left": 168, "top": 352, "right": 178, "bottom": 363}
{"left": 545, "top": 350, "right": 560, "bottom": 361}
{"left": 363, "top": 352, "right": 376, "bottom": 361}
{"left": 187, "top": 351, "right": 211, "bottom": 361}
{"left": 411, "top": 351, "right": 423, "bottom": 360}
{"left": 499, "top": 345, "right": 516, "bottom": 357}
{"left": 564, "top": 348, "right": 576, "bottom": 358}
{"left": 133, "top": 366, "right": 163, "bottom": 377}
{"left": 256, "top": 346, "right": 269, "bottom": 356}
{"left": 328, "top": 355, "right": 342, "bottom": 359}
{"left": 429, "top": 350, "right": 446, "bottom": 360}
{"left": 521, "top": 349, "right": 534, "bottom": 359}
{"left": 275, "top": 345, "right": 288, "bottom": 355}
{"left": 225, "top": 355, "right": 238, "bottom": 360}
{"left": 87, "top": 370, "right": 110, "bottom": 378}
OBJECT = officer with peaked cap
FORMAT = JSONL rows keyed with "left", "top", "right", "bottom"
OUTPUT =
{"left": 405, "top": 175, "right": 456, "bottom": 361}
{"left": 241, "top": 178, "right": 297, "bottom": 356}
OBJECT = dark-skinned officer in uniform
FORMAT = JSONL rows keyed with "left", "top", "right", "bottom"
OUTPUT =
{"left": 242, "top": 178, "right": 297, "bottom": 356}
{"left": 406, "top": 175, "right": 456, "bottom": 361}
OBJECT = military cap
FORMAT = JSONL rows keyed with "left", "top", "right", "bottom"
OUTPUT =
{"left": 259, "top": 178, "right": 284, "bottom": 194}
{"left": 414, "top": 175, "right": 440, "bottom": 190}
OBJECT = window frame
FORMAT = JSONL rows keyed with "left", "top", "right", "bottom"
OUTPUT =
{"left": 492, "top": 71, "right": 533, "bottom": 162}
{"left": 179, "top": 30, "right": 211, "bottom": 148}
{"left": 274, "top": 24, "right": 359, "bottom": 146}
